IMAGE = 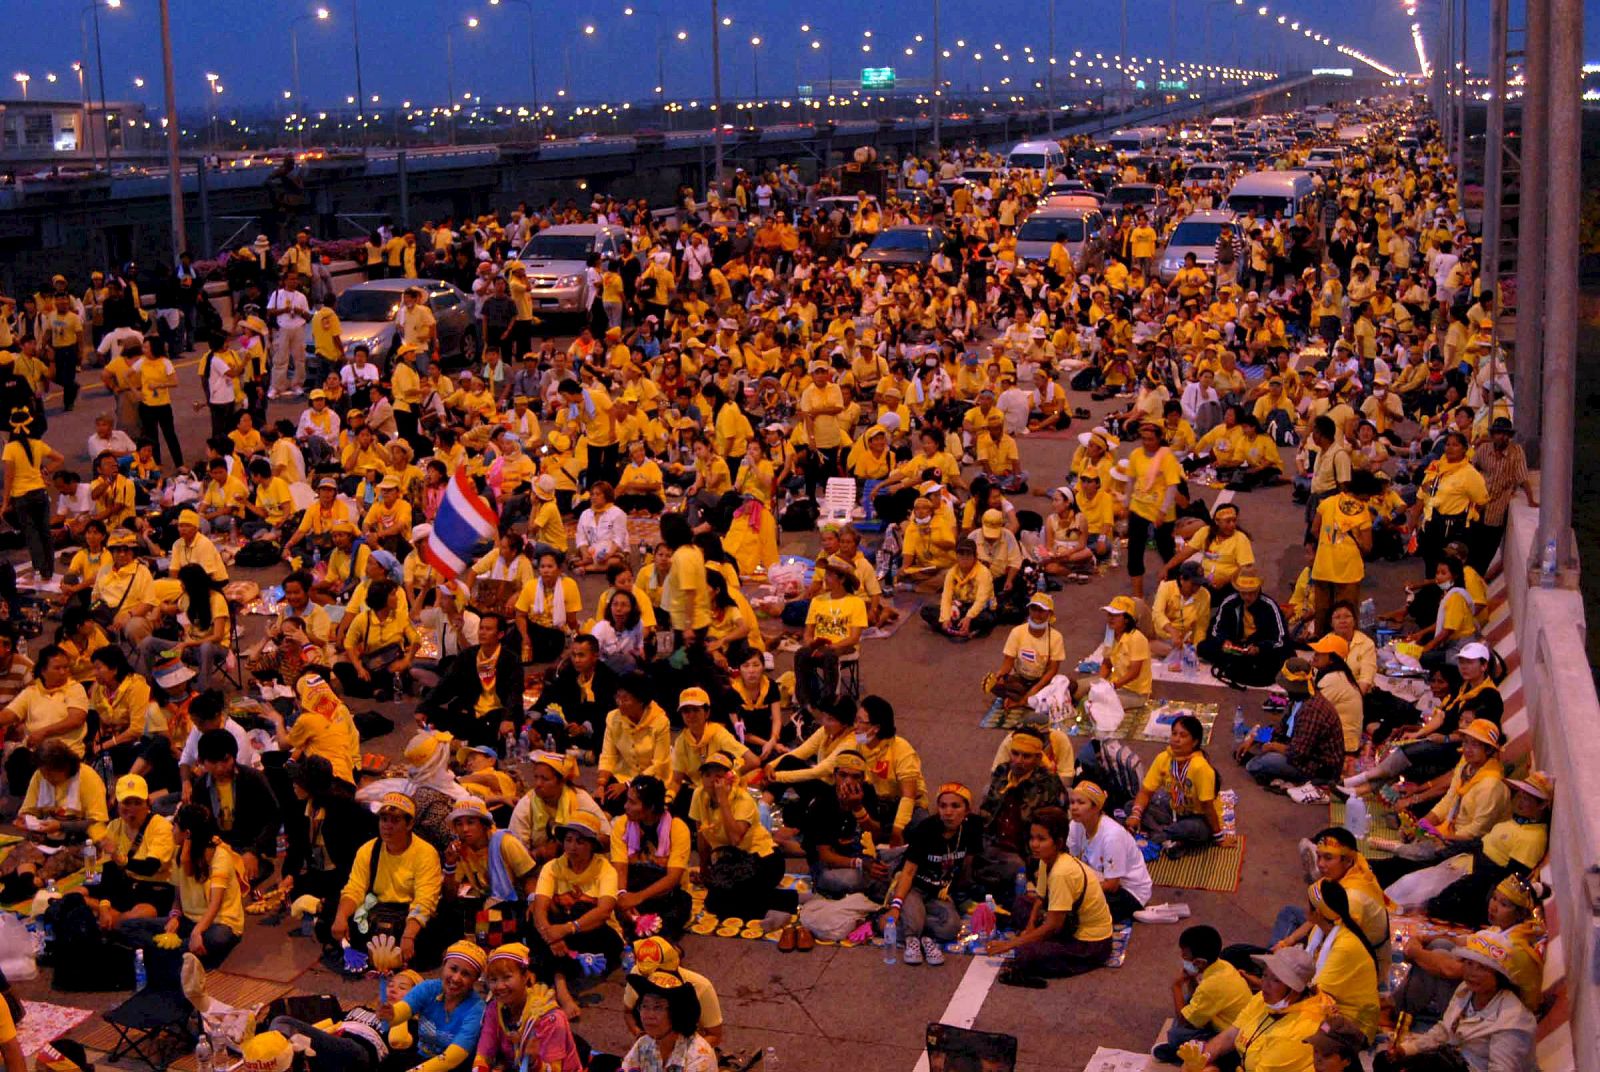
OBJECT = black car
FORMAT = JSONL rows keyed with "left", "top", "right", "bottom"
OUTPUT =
{"left": 860, "top": 225, "right": 947, "bottom": 266}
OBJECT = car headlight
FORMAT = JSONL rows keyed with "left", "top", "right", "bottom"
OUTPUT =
{"left": 556, "top": 274, "right": 582, "bottom": 288}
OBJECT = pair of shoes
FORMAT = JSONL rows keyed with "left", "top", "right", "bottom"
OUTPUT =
{"left": 1133, "top": 903, "right": 1191, "bottom": 924}
{"left": 777, "top": 922, "right": 815, "bottom": 953}
{"left": 902, "top": 935, "right": 923, "bottom": 964}
{"left": 777, "top": 924, "right": 797, "bottom": 952}
{"left": 997, "top": 968, "right": 1047, "bottom": 989}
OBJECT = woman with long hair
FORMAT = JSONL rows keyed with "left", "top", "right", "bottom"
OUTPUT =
{"left": 117, "top": 803, "right": 246, "bottom": 982}
{"left": 1305, "top": 879, "right": 1381, "bottom": 1039}
{"left": 987, "top": 806, "right": 1115, "bottom": 986}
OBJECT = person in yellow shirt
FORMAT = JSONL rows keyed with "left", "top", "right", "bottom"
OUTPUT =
{"left": 798, "top": 363, "right": 846, "bottom": 468}
{"left": 1151, "top": 561, "right": 1214, "bottom": 656}
{"left": 986, "top": 805, "right": 1115, "bottom": 981}
{"left": 90, "top": 773, "right": 178, "bottom": 926}
{"left": 1128, "top": 713, "right": 1223, "bottom": 853}
{"left": 660, "top": 514, "right": 709, "bottom": 636}
{"left": 116, "top": 804, "right": 246, "bottom": 975}
{"left": 285, "top": 477, "right": 356, "bottom": 558}
{"left": 337, "top": 579, "right": 420, "bottom": 701}
{"left": 1153, "top": 924, "right": 1254, "bottom": 1062}
{"left": 922, "top": 539, "right": 997, "bottom": 639}
{"left": 331, "top": 791, "right": 445, "bottom": 967}
{"left": 1303, "top": 879, "right": 1381, "bottom": 1039}
{"left": 690, "top": 750, "right": 784, "bottom": 918}
{"left": 1127, "top": 215, "right": 1160, "bottom": 276}
{"left": 515, "top": 550, "right": 583, "bottom": 662}
{"left": 89, "top": 449, "right": 137, "bottom": 532}
{"left": 136, "top": 338, "right": 185, "bottom": 467}
{"left": 1125, "top": 421, "right": 1185, "bottom": 600}
{"left": 1310, "top": 476, "right": 1375, "bottom": 634}
{"left": 530, "top": 810, "right": 624, "bottom": 1019}
{"left": 1197, "top": 947, "right": 1331, "bottom": 1072}
{"left": 363, "top": 476, "right": 414, "bottom": 553}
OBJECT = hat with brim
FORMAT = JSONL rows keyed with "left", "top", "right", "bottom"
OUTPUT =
{"left": 1507, "top": 770, "right": 1552, "bottom": 801}
{"left": 1456, "top": 641, "right": 1492, "bottom": 663}
{"left": 699, "top": 750, "right": 738, "bottom": 774}
{"left": 1252, "top": 947, "right": 1316, "bottom": 992}
{"left": 554, "top": 811, "right": 606, "bottom": 844}
{"left": 532, "top": 474, "right": 557, "bottom": 500}
{"left": 1453, "top": 932, "right": 1517, "bottom": 980}
{"left": 1459, "top": 720, "right": 1503, "bottom": 750}
{"left": 1275, "top": 657, "right": 1316, "bottom": 700}
{"left": 1309, "top": 634, "right": 1350, "bottom": 659}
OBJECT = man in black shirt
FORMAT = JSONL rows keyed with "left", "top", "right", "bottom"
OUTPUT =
{"left": 882, "top": 783, "right": 985, "bottom": 964}
{"left": 479, "top": 277, "right": 517, "bottom": 358}
{"left": 195, "top": 729, "right": 282, "bottom": 883}
{"left": 801, "top": 751, "right": 886, "bottom": 898}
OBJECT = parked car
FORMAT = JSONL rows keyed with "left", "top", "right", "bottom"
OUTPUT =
{"left": 1157, "top": 210, "right": 1241, "bottom": 283}
{"left": 860, "top": 224, "right": 946, "bottom": 266}
{"left": 1015, "top": 207, "right": 1107, "bottom": 273}
{"left": 321, "top": 279, "right": 480, "bottom": 368}
{"left": 1104, "top": 183, "right": 1172, "bottom": 226}
{"left": 514, "top": 223, "right": 628, "bottom": 315}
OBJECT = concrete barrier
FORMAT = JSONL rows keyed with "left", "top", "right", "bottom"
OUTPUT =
{"left": 1502, "top": 499, "right": 1596, "bottom": 1071}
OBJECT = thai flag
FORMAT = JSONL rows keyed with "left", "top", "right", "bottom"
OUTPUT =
{"left": 421, "top": 468, "right": 499, "bottom": 578}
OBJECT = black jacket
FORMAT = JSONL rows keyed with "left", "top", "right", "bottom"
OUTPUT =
{"left": 282, "top": 790, "right": 376, "bottom": 881}
{"left": 418, "top": 640, "right": 525, "bottom": 723}
{"left": 194, "top": 766, "right": 281, "bottom": 861}
{"left": 1207, "top": 591, "right": 1289, "bottom": 653}
{"left": 538, "top": 661, "right": 619, "bottom": 733}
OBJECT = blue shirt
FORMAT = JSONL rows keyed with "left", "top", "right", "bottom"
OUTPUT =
{"left": 402, "top": 979, "right": 486, "bottom": 1061}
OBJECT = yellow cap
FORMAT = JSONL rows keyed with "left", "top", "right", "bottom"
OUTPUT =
{"left": 678, "top": 686, "right": 711, "bottom": 709}
{"left": 115, "top": 773, "right": 149, "bottom": 801}
{"left": 1102, "top": 596, "right": 1137, "bottom": 616}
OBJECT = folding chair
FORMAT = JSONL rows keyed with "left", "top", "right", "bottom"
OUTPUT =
{"left": 816, "top": 478, "right": 857, "bottom": 528}
{"left": 101, "top": 987, "right": 197, "bottom": 1072}
{"left": 837, "top": 649, "right": 862, "bottom": 702}
{"left": 219, "top": 598, "right": 247, "bottom": 690}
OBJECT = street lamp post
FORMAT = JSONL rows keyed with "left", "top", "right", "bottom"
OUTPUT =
{"left": 290, "top": 7, "right": 331, "bottom": 149}
{"left": 92, "top": 0, "right": 116, "bottom": 167}
{"left": 1046, "top": 0, "right": 1055, "bottom": 133}
{"left": 445, "top": 17, "right": 479, "bottom": 146}
{"left": 205, "top": 73, "right": 222, "bottom": 152}
{"left": 710, "top": 0, "right": 725, "bottom": 187}
{"left": 158, "top": 0, "right": 184, "bottom": 260}
{"left": 931, "top": 0, "right": 941, "bottom": 150}
{"left": 750, "top": 36, "right": 761, "bottom": 103}
{"left": 12, "top": 73, "right": 28, "bottom": 100}
{"left": 488, "top": 0, "right": 538, "bottom": 136}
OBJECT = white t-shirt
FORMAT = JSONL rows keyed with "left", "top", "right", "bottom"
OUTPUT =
{"left": 268, "top": 288, "right": 310, "bottom": 329}
{"left": 1067, "top": 817, "right": 1153, "bottom": 907}
{"left": 179, "top": 717, "right": 261, "bottom": 770}
{"left": 202, "top": 349, "right": 236, "bottom": 405}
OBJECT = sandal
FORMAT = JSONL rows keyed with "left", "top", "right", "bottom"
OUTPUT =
{"left": 795, "top": 925, "right": 815, "bottom": 953}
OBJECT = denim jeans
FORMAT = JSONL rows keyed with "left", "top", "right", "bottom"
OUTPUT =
{"left": 1153, "top": 1017, "right": 1219, "bottom": 1064}
{"left": 1245, "top": 750, "right": 1308, "bottom": 784}
{"left": 118, "top": 916, "right": 241, "bottom": 986}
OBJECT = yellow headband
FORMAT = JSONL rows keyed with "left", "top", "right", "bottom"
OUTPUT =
{"left": 936, "top": 782, "right": 972, "bottom": 807}
{"left": 1315, "top": 836, "right": 1355, "bottom": 859}
{"left": 443, "top": 940, "right": 487, "bottom": 974}
{"left": 1007, "top": 734, "right": 1046, "bottom": 757}
{"left": 1494, "top": 875, "right": 1536, "bottom": 912}
{"left": 1073, "top": 781, "right": 1107, "bottom": 808}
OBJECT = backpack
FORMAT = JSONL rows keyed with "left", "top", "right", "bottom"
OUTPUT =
{"left": 236, "top": 539, "right": 282, "bottom": 568}
{"left": 46, "top": 893, "right": 136, "bottom": 991}
{"left": 1077, "top": 738, "right": 1146, "bottom": 815}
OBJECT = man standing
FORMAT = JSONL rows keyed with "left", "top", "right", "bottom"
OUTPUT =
{"left": 198, "top": 332, "right": 240, "bottom": 442}
{"left": 395, "top": 286, "right": 437, "bottom": 376}
{"left": 1469, "top": 417, "right": 1536, "bottom": 573}
{"left": 265, "top": 270, "right": 309, "bottom": 398}
{"left": 45, "top": 294, "right": 88, "bottom": 412}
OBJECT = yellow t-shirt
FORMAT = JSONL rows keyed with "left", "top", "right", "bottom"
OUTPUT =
{"left": 534, "top": 853, "right": 622, "bottom": 934}
{"left": 138, "top": 357, "right": 176, "bottom": 407}
{"left": 1108, "top": 629, "right": 1153, "bottom": 697}
{"left": 341, "top": 835, "right": 444, "bottom": 923}
{"left": 7, "top": 679, "right": 90, "bottom": 756}
{"left": 805, "top": 594, "right": 868, "bottom": 643}
{"left": 106, "top": 811, "right": 176, "bottom": 883}
{"left": 1312, "top": 494, "right": 1371, "bottom": 585}
{"left": 609, "top": 814, "right": 692, "bottom": 889}
{"left": 1031, "top": 853, "right": 1114, "bottom": 942}
{"left": 1003, "top": 623, "right": 1067, "bottom": 684}
{"left": 689, "top": 784, "right": 775, "bottom": 856}
{"left": 799, "top": 383, "right": 846, "bottom": 449}
{"left": 1312, "top": 924, "right": 1380, "bottom": 1038}
{"left": 1187, "top": 528, "right": 1256, "bottom": 588}
{"left": 311, "top": 308, "right": 343, "bottom": 360}
{"left": 286, "top": 707, "right": 360, "bottom": 784}
{"left": 3, "top": 438, "right": 48, "bottom": 495}
{"left": 1182, "top": 959, "right": 1254, "bottom": 1031}
{"left": 1141, "top": 749, "right": 1217, "bottom": 818}
{"left": 1229, "top": 993, "right": 1330, "bottom": 1072}
{"left": 666, "top": 545, "right": 710, "bottom": 631}
{"left": 1126, "top": 448, "right": 1183, "bottom": 523}
{"left": 176, "top": 841, "right": 247, "bottom": 936}
{"left": 529, "top": 499, "right": 568, "bottom": 552}
{"left": 514, "top": 576, "right": 583, "bottom": 629}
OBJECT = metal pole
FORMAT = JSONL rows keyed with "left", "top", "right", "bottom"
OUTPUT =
{"left": 1046, "top": 0, "right": 1055, "bottom": 134}
{"left": 197, "top": 156, "right": 212, "bottom": 259}
{"left": 291, "top": 26, "right": 304, "bottom": 149}
{"left": 158, "top": 0, "right": 185, "bottom": 261}
{"left": 528, "top": 5, "right": 539, "bottom": 120}
{"left": 396, "top": 149, "right": 410, "bottom": 229}
{"left": 446, "top": 31, "right": 456, "bottom": 145}
{"left": 1480, "top": 0, "right": 1506, "bottom": 302}
{"left": 352, "top": 0, "right": 366, "bottom": 127}
{"left": 92, "top": 0, "right": 110, "bottom": 167}
{"left": 710, "top": 0, "right": 724, "bottom": 188}
{"left": 79, "top": 16, "right": 97, "bottom": 172}
{"left": 752, "top": 42, "right": 758, "bottom": 101}
{"left": 931, "top": 0, "right": 941, "bottom": 150}
{"left": 1536, "top": 0, "right": 1582, "bottom": 575}
{"left": 1120, "top": 0, "right": 1129, "bottom": 110}
{"left": 1512, "top": 0, "right": 1547, "bottom": 454}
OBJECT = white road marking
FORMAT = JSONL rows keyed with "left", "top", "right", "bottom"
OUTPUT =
{"left": 910, "top": 955, "right": 1006, "bottom": 1072}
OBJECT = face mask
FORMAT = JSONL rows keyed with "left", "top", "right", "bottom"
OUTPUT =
{"left": 1181, "top": 959, "right": 1202, "bottom": 976}
{"left": 855, "top": 731, "right": 872, "bottom": 746}
{"left": 1029, "top": 621, "right": 1048, "bottom": 634}
{"left": 1264, "top": 997, "right": 1293, "bottom": 1013}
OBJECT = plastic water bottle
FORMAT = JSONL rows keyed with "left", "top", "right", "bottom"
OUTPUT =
{"left": 195, "top": 1035, "right": 214, "bottom": 1072}
{"left": 1359, "top": 597, "right": 1377, "bottom": 632}
{"left": 1013, "top": 867, "right": 1028, "bottom": 908}
{"left": 1345, "top": 793, "right": 1370, "bottom": 839}
{"left": 981, "top": 894, "right": 1000, "bottom": 935}
{"left": 83, "top": 842, "right": 99, "bottom": 886}
{"left": 883, "top": 917, "right": 899, "bottom": 964}
{"left": 1540, "top": 539, "right": 1559, "bottom": 588}
{"left": 621, "top": 945, "right": 636, "bottom": 974}
{"left": 765, "top": 1046, "right": 780, "bottom": 1071}
{"left": 1109, "top": 539, "right": 1122, "bottom": 568}
{"left": 134, "top": 948, "right": 148, "bottom": 991}
{"left": 1233, "top": 704, "right": 1247, "bottom": 743}
{"left": 543, "top": 731, "right": 557, "bottom": 754}
{"left": 1181, "top": 643, "right": 1198, "bottom": 674}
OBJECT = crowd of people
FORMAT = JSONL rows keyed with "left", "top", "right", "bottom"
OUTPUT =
{"left": 0, "top": 93, "right": 1555, "bottom": 1072}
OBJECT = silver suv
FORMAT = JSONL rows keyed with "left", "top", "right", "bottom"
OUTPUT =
{"left": 515, "top": 223, "right": 628, "bottom": 315}
{"left": 1157, "top": 210, "right": 1240, "bottom": 283}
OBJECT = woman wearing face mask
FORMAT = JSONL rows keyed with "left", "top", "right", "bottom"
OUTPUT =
{"left": 852, "top": 696, "right": 930, "bottom": 846}
{"left": 984, "top": 594, "right": 1066, "bottom": 710}
{"left": 472, "top": 943, "right": 582, "bottom": 1072}
{"left": 1194, "top": 947, "right": 1331, "bottom": 1072}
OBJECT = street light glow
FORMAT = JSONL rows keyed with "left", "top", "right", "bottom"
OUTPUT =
{"left": 315, "top": 6, "right": 329, "bottom": 18}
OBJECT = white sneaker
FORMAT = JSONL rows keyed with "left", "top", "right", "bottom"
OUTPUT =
{"left": 1133, "top": 904, "right": 1184, "bottom": 924}
{"left": 921, "top": 937, "right": 946, "bottom": 966}
{"left": 902, "top": 936, "right": 923, "bottom": 964}
{"left": 1167, "top": 903, "right": 1192, "bottom": 919}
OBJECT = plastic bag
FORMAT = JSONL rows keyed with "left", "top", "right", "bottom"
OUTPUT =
{"left": 0, "top": 912, "right": 38, "bottom": 981}
{"left": 797, "top": 893, "right": 879, "bottom": 940}
{"left": 1084, "top": 679, "right": 1126, "bottom": 735}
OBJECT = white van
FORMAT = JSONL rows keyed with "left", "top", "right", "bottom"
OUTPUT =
{"left": 1224, "top": 171, "right": 1317, "bottom": 220}
{"left": 1209, "top": 117, "right": 1239, "bottom": 135}
{"left": 1104, "top": 127, "right": 1164, "bottom": 152}
{"left": 1004, "top": 139, "right": 1067, "bottom": 175}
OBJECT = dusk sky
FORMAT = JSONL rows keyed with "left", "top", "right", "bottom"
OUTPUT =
{"left": 2, "top": 0, "right": 1594, "bottom": 112}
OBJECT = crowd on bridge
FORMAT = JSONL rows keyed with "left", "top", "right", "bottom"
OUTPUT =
{"left": 0, "top": 93, "right": 1555, "bottom": 1072}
